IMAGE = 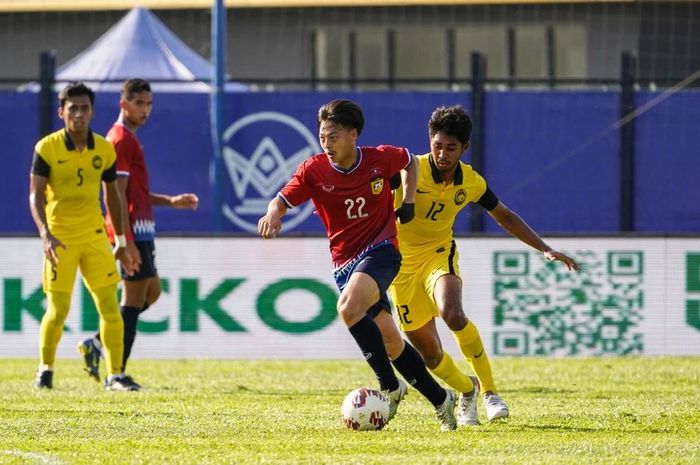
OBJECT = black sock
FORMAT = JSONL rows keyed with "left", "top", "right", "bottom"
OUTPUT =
{"left": 392, "top": 342, "right": 446, "bottom": 407}
{"left": 95, "top": 303, "right": 149, "bottom": 343}
{"left": 121, "top": 305, "right": 141, "bottom": 372}
{"left": 348, "top": 315, "right": 399, "bottom": 392}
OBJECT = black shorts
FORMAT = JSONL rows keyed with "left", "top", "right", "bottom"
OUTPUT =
{"left": 120, "top": 240, "right": 158, "bottom": 281}
{"left": 333, "top": 242, "right": 402, "bottom": 318}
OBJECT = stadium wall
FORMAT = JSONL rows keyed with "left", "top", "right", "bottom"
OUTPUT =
{"left": 1, "top": 237, "right": 699, "bottom": 358}
{"left": 2, "top": 90, "right": 699, "bottom": 234}
{"left": 1, "top": 3, "right": 694, "bottom": 84}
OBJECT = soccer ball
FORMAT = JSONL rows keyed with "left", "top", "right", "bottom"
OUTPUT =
{"left": 340, "top": 387, "right": 390, "bottom": 431}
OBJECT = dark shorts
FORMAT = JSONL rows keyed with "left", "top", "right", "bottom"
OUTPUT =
{"left": 120, "top": 240, "right": 158, "bottom": 281}
{"left": 333, "top": 242, "right": 402, "bottom": 318}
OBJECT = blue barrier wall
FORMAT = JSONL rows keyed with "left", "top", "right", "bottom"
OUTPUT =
{"left": 483, "top": 91, "right": 620, "bottom": 233}
{"left": 635, "top": 91, "right": 700, "bottom": 232}
{"left": 2, "top": 89, "right": 698, "bottom": 234}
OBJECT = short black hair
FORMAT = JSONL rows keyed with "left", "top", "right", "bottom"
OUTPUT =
{"left": 317, "top": 99, "right": 365, "bottom": 135}
{"left": 58, "top": 82, "right": 95, "bottom": 108}
{"left": 428, "top": 105, "right": 472, "bottom": 144}
{"left": 121, "top": 78, "right": 152, "bottom": 101}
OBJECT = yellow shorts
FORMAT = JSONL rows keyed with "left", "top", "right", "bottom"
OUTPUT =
{"left": 42, "top": 235, "right": 120, "bottom": 293}
{"left": 388, "top": 241, "right": 461, "bottom": 332}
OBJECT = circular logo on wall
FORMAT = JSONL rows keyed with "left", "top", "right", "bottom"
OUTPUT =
{"left": 221, "top": 112, "right": 320, "bottom": 233}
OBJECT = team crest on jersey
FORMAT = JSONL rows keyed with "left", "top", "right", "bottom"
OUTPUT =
{"left": 371, "top": 176, "right": 384, "bottom": 195}
{"left": 92, "top": 155, "right": 103, "bottom": 170}
{"left": 454, "top": 188, "right": 467, "bottom": 205}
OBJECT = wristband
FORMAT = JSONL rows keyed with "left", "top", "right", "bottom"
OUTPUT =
{"left": 115, "top": 234, "right": 127, "bottom": 249}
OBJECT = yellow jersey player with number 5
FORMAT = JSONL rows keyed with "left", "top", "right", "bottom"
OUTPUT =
{"left": 29, "top": 82, "right": 139, "bottom": 391}
{"left": 388, "top": 105, "right": 580, "bottom": 425}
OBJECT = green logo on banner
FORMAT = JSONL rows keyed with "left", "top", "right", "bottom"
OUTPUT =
{"left": 257, "top": 279, "right": 337, "bottom": 333}
{"left": 2, "top": 277, "right": 338, "bottom": 335}
{"left": 687, "top": 253, "right": 700, "bottom": 331}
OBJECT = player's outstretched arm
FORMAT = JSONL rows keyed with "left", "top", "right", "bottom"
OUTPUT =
{"left": 258, "top": 196, "right": 287, "bottom": 239}
{"left": 150, "top": 192, "right": 199, "bottom": 210}
{"left": 487, "top": 201, "right": 580, "bottom": 271}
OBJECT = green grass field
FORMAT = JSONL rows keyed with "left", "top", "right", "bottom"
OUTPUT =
{"left": 1, "top": 357, "right": 698, "bottom": 465}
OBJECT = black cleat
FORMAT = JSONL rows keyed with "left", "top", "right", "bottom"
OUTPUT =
{"left": 105, "top": 375, "right": 141, "bottom": 391}
{"left": 34, "top": 370, "right": 53, "bottom": 390}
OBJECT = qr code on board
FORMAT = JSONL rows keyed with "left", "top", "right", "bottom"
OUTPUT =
{"left": 492, "top": 251, "right": 644, "bottom": 356}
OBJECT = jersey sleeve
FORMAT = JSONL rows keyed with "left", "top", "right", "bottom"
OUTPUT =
{"left": 31, "top": 139, "right": 51, "bottom": 176}
{"left": 278, "top": 160, "right": 312, "bottom": 208}
{"left": 31, "top": 151, "right": 50, "bottom": 177}
{"left": 377, "top": 144, "right": 411, "bottom": 176}
{"left": 466, "top": 165, "right": 499, "bottom": 210}
{"left": 477, "top": 186, "right": 499, "bottom": 211}
{"left": 101, "top": 142, "right": 118, "bottom": 182}
{"left": 107, "top": 128, "right": 133, "bottom": 176}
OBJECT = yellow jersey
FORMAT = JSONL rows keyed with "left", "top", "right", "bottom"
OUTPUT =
{"left": 32, "top": 129, "right": 117, "bottom": 244}
{"left": 394, "top": 154, "right": 487, "bottom": 258}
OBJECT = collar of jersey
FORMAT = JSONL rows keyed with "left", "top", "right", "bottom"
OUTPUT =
{"left": 63, "top": 129, "right": 95, "bottom": 151}
{"left": 330, "top": 147, "right": 362, "bottom": 174}
{"left": 428, "top": 154, "right": 463, "bottom": 185}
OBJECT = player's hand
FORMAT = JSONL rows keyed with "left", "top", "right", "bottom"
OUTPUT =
{"left": 115, "top": 246, "right": 140, "bottom": 276}
{"left": 43, "top": 232, "right": 66, "bottom": 267}
{"left": 258, "top": 213, "right": 282, "bottom": 239}
{"left": 544, "top": 250, "right": 580, "bottom": 271}
{"left": 172, "top": 193, "right": 199, "bottom": 210}
{"left": 394, "top": 202, "right": 415, "bottom": 224}
{"left": 127, "top": 241, "right": 143, "bottom": 269}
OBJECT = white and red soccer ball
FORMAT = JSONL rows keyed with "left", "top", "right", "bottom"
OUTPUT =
{"left": 340, "top": 387, "right": 390, "bottom": 431}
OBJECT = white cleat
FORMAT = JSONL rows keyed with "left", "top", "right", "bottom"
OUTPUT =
{"left": 435, "top": 389, "right": 458, "bottom": 431}
{"left": 457, "top": 376, "right": 480, "bottom": 426}
{"left": 383, "top": 378, "right": 408, "bottom": 422}
{"left": 484, "top": 392, "right": 509, "bottom": 421}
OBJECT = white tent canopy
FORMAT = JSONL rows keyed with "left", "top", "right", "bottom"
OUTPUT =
{"left": 53, "top": 6, "right": 246, "bottom": 92}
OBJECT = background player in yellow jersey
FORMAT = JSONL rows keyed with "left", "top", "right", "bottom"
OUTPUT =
{"left": 389, "top": 105, "right": 580, "bottom": 425}
{"left": 29, "top": 82, "right": 139, "bottom": 391}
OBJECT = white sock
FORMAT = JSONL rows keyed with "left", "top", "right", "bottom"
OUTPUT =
{"left": 107, "top": 372, "right": 125, "bottom": 382}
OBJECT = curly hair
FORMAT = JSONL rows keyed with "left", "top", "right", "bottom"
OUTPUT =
{"left": 428, "top": 105, "right": 472, "bottom": 144}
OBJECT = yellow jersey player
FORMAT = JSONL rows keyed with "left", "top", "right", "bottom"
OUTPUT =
{"left": 389, "top": 105, "right": 579, "bottom": 425}
{"left": 29, "top": 82, "right": 139, "bottom": 391}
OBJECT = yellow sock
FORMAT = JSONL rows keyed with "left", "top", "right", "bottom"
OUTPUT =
{"left": 453, "top": 320, "right": 497, "bottom": 394}
{"left": 90, "top": 284, "right": 124, "bottom": 376}
{"left": 430, "top": 352, "right": 474, "bottom": 394}
{"left": 39, "top": 291, "right": 72, "bottom": 367}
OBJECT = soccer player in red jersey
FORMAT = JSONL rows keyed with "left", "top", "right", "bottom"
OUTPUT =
{"left": 259, "top": 99, "right": 458, "bottom": 430}
{"left": 77, "top": 79, "right": 199, "bottom": 390}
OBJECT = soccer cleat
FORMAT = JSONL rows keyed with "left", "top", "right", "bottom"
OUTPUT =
{"left": 105, "top": 375, "right": 141, "bottom": 392}
{"left": 34, "top": 369, "right": 53, "bottom": 390}
{"left": 122, "top": 375, "right": 142, "bottom": 390}
{"left": 383, "top": 378, "right": 408, "bottom": 422}
{"left": 435, "top": 389, "right": 458, "bottom": 431}
{"left": 457, "top": 376, "right": 481, "bottom": 426}
{"left": 77, "top": 337, "right": 101, "bottom": 382}
{"left": 484, "top": 393, "right": 510, "bottom": 421}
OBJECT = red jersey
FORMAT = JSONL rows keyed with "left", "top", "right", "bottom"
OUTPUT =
{"left": 105, "top": 122, "right": 155, "bottom": 241}
{"left": 279, "top": 145, "right": 411, "bottom": 269}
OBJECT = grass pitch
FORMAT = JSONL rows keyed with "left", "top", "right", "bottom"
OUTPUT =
{"left": 0, "top": 357, "right": 698, "bottom": 465}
